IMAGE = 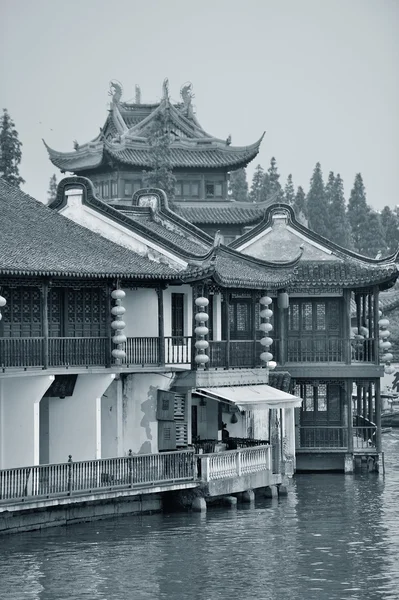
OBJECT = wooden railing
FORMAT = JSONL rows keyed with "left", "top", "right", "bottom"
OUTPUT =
{"left": 197, "top": 445, "right": 271, "bottom": 482}
{"left": 0, "top": 335, "right": 378, "bottom": 370}
{"left": 0, "top": 337, "right": 44, "bottom": 367}
{"left": 164, "top": 336, "right": 192, "bottom": 364}
{"left": 299, "top": 426, "right": 348, "bottom": 449}
{"left": 353, "top": 426, "right": 377, "bottom": 449}
{"left": 125, "top": 337, "right": 159, "bottom": 365}
{"left": 48, "top": 337, "right": 108, "bottom": 367}
{"left": 0, "top": 450, "right": 196, "bottom": 504}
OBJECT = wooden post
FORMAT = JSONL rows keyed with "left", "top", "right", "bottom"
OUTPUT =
{"left": 347, "top": 379, "right": 353, "bottom": 452}
{"left": 191, "top": 285, "right": 197, "bottom": 368}
{"left": 373, "top": 286, "right": 380, "bottom": 365}
{"left": 157, "top": 285, "right": 165, "bottom": 366}
{"left": 277, "top": 296, "right": 286, "bottom": 366}
{"left": 105, "top": 282, "right": 112, "bottom": 368}
{"left": 41, "top": 281, "right": 49, "bottom": 369}
{"left": 252, "top": 291, "right": 257, "bottom": 368}
{"left": 343, "top": 289, "right": 351, "bottom": 364}
{"left": 375, "top": 379, "right": 382, "bottom": 453}
{"left": 225, "top": 292, "right": 231, "bottom": 370}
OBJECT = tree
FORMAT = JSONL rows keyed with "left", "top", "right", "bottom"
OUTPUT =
{"left": 325, "top": 171, "right": 335, "bottom": 209}
{"left": 359, "top": 210, "right": 387, "bottom": 258}
{"left": 142, "top": 107, "right": 176, "bottom": 199}
{"left": 0, "top": 108, "right": 25, "bottom": 187}
{"left": 249, "top": 164, "right": 265, "bottom": 203}
{"left": 284, "top": 174, "right": 295, "bottom": 206}
{"left": 293, "top": 186, "right": 307, "bottom": 223}
{"left": 229, "top": 168, "right": 248, "bottom": 202}
{"left": 267, "top": 156, "right": 283, "bottom": 202}
{"left": 328, "top": 174, "right": 353, "bottom": 249}
{"left": 347, "top": 173, "right": 370, "bottom": 253}
{"left": 47, "top": 174, "right": 58, "bottom": 205}
{"left": 381, "top": 206, "right": 399, "bottom": 255}
{"left": 306, "top": 162, "right": 329, "bottom": 238}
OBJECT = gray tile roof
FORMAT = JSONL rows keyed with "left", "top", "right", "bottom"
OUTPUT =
{"left": 0, "top": 179, "right": 180, "bottom": 279}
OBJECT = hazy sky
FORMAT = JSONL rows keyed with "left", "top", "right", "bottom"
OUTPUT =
{"left": 1, "top": 0, "right": 398, "bottom": 209}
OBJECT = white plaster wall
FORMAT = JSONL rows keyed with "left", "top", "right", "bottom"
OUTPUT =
{"left": 60, "top": 190, "right": 186, "bottom": 270}
{"left": 48, "top": 374, "right": 114, "bottom": 463}
{"left": 121, "top": 372, "right": 175, "bottom": 455}
{"left": 0, "top": 375, "right": 54, "bottom": 469}
{"left": 123, "top": 288, "right": 158, "bottom": 337}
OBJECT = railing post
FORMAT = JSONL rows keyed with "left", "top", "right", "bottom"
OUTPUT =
{"left": 236, "top": 451, "right": 242, "bottom": 477}
{"left": 67, "top": 455, "right": 73, "bottom": 494}
{"left": 201, "top": 456, "right": 210, "bottom": 482}
{"left": 128, "top": 449, "right": 133, "bottom": 485}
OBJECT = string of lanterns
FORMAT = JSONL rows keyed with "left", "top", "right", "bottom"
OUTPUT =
{"left": 111, "top": 289, "right": 127, "bottom": 364}
{"left": 194, "top": 296, "right": 209, "bottom": 368}
{"left": 379, "top": 302, "right": 394, "bottom": 375}
{"left": 0, "top": 293, "right": 6, "bottom": 320}
{"left": 259, "top": 295, "right": 274, "bottom": 367}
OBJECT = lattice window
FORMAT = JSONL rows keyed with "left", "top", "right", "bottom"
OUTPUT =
{"left": 66, "top": 288, "right": 107, "bottom": 337}
{"left": 327, "top": 300, "right": 340, "bottom": 332}
{"left": 48, "top": 289, "right": 62, "bottom": 337}
{"left": 1, "top": 287, "right": 42, "bottom": 337}
{"left": 289, "top": 303, "right": 299, "bottom": 330}
{"left": 317, "top": 384, "right": 327, "bottom": 411}
{"left": 302, "top": 303, "right": 313, "bottom": 331}
{"left": 316, "top": 303, "right": 326, "bottom": 331}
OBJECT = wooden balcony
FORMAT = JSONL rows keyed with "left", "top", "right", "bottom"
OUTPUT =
{"left": 297, "top": 424, "right": 377, "bottom": 452}
{"left": 0, "top": 336, "right": 378, "bottom": 371}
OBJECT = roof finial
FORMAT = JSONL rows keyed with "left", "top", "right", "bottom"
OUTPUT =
{"left": 180, "top": 82, "right": 194, "bottom": 117}
{"left": 135, "top": 84, "right": 141, "bottom": 104}
{"left": 109, "top": 80, "right": 123, "bottom": 104}
{"left": 213, "top": 230, "right": 223, "bottom": 248}
{"left": 162, "top": 78, "right": 169, "bottom": 100}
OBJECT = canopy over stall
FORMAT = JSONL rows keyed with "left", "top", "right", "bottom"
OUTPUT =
{"left": 195, "top": 384, "right": 302, "bottom": 411}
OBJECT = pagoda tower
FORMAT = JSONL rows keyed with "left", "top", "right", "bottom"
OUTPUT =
{"left": 44, "top": 80, "right": 263, "bottom": 205}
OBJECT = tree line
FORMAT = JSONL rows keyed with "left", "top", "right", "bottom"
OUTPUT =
{"left": 229, "top": 159, "right": 399, "bottom": 258}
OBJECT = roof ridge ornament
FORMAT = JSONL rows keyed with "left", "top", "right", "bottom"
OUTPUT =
{"left": 109, "top": 80, "right": 123, "bottom": 104}
{"left": 162, "top": 78, "right": 169, "bottom": 100}
{"left": 180, "top": 82, "right": 194, "bottom": 117}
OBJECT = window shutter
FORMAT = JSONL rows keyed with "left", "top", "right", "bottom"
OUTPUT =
{"left": 156, "top": 390, "right": 175, "bottom": 421}
{"left": 158, "top": 421, "right": 176, "bottom": 451}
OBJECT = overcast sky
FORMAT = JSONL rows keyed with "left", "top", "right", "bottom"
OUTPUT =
{"left": 1, "top": 0, "right": 398, "bottom": 210}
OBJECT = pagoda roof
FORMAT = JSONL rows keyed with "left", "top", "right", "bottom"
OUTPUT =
{"left": 44, "top": 81, "right": 263, "bottom": 172}
{"left": 172, "top": 201, "right": 268, "bottom": 225}
{"left": 230, "top": 203, "right": 399, "bottom": 291}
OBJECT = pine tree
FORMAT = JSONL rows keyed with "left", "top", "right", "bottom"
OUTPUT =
{"left": 325, "top": 171, "right": 335, "bottom": 209}
{"left": 142, "top": 107, "right": 176, "bottom": 199}
{"left": 328, "top": 174, "right": 353, "bottom": 249}
{"left": 306, "top": 162, "right": 329, "bottom": 238}
{"left": 347, "top": 173, "right": 370, "bottom": 253}
{"left": 249, "top": 164, "right": 265, "bottom": 203}
{"left": 229, "top": 168, "right": 248, "bottom": 202}
{"left": 359, "top": 210, "right": 387, "bottom": 258}
{"left": 380, "top": 206, "right": 399, "bottom": 255}
{"left": 293, "top": 186, "right": 307, "bottom": 223}
{"left": 284, "top": 174, "right": 295, "bottom": 206}
{"left": 0, "top": 109, "right": 25, "bottom": 187}
{"left": 267, "top": 156, "right": 283, "bottom": 202}
{"left": 47, "top": 174, "right": 58, "bottom": 205}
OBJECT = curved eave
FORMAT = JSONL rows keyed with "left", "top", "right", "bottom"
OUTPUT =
{"left": 0, "top": 267, "right": 180, "bottom": 280}
{"left": 105, "top": 133, "right": 264, "bottom": 170}
{"left": 43, "top": 139, "right": 104, "bottom": 172}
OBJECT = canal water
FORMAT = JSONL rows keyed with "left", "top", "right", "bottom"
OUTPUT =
{"left": 1, "top": 433, "right": 399, "bottom": 600}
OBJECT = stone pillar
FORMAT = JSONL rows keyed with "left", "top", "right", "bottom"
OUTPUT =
{"left": 283, "top": 406, "right": 296, "bottom": 472}
{"left": 0, "top": 375, "right": 54, "bottom": 469}
{"left": 344, "top": 454, "right": 354, "bottom": 474}
{"left": 48, "top": 374, "right": 115, "bottom": 463}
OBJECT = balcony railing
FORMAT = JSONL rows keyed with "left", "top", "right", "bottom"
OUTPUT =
{"left": 0, "top": 450, "right": 196, "bottom": 504}
{"left": 197, "top": 445, "right": 271, "bottom": 482}
{"left": 299, "top": 426, "right": 348, "bottom": 449}
{"left": 0, "top": 335, "right": 378, "bottom": 370}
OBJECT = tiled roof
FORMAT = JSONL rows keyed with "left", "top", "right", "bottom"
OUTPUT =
{"left": 184, "top": 247, "right": 299, "bottom": 289}
{"left": 44, "top": 141, "right": 103, "bottom": 172}
{"left": 0, "top": 179, "right": 180, "bottom": 280}
{"left": 172, "top": 203, "right": 267, "bottom": 225}
{"left": 291, "top": 261, "right": 398, "bottom": 289}
{"left": 380, "top": 289, "right": 399, "bottom": 313}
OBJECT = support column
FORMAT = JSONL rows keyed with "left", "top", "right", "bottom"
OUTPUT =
{"left": 48, "top": 373, "right": 115, "bottom": 463}
{"left": 41, "top": 281, "right": 49, "bottom": 369}
{"left": 343, "top": 289, "right": 351, "bottom": 364}
{"left": 347, "top": 380, "right": 353, "bottom": 453}
{"left": 157, "top": 285, "right": 165, "bottom": 366}
{"left": 251, "top": 291, "right": 257, "bottom": 367}
{"left": 225, "top": 292, "right": 231, "bottom": 370}
{"left": 283, "top": 406, "right": 296, "bottom": 473}
{"left": 0, "top": 375, "right": 54, "bottom": 468}
{"left": 213, "top": 293, "right": 222, "bottom": 340}
{"left": 375, "top": 378, "right": 382, "bottom": 453}
{"left": 105, "top": 282, "right": 112, "bottom": 368}
{"left": 373, "top": 286, "right": 380, "bottom": 365}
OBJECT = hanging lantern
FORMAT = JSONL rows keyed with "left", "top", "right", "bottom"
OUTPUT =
{"left": 0, "top": 294, "right": 5, "bottom": 322}
{"left": 194, "top": 295, "right": 209, "bottom": 369}
{"left": 259, "top": 294, "right": 274, "bottom": 367}
{"left": 277, "top": 292, "right": 289, "bottom": 310}
{"left": 111, "top": 287, "right": 127, "bottom": 364}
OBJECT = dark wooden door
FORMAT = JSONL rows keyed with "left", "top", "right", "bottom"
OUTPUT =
{"left": 288, "top": 299, "right": 341, "bottom": 361}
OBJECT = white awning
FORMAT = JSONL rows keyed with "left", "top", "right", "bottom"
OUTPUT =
{"left": 195, "top": 384, "right": 302, "bottom": 411}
